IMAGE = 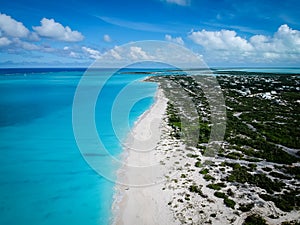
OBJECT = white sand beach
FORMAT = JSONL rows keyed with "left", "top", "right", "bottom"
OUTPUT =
{"left": 112, "top": 88, "right": 178, "bottom": 225}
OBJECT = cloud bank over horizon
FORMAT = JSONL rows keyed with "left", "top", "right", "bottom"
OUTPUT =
{"left": 189, "top": 24, "right": 300, "bottom": 64}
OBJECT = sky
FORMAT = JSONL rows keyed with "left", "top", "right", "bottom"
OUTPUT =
{"left": 0, "top": 0, "right": 300, "bottom": 67}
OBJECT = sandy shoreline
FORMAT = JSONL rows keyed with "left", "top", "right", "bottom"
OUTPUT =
{"left": 112, "top": 87, "right": 177, "bottom": 225}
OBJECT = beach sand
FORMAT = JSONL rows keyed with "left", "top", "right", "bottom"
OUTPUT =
{"left": 112, "top": 88, "right": 178, "bottom": 225}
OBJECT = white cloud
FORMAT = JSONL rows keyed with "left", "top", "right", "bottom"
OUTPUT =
{"left": 101, "top": 45, "right": 153, "bottom": 61}
{"left": 248, "top": 25, "right": 300, "bottom": 62}
{"left": 165, "top": 34, "right": 184, "bottom": 45}
{"left": 109, "top": 48, "right": 122, "bottom": 60}
{"left": 163, "top": 0, "right": 190, "bottom": 6}
{"left": 69, "top": 51, "right": 79, "bottom": 58}
{"left": 189, "top": 24, "right": 300, "bottom": 63}
{"left": 28, "top": 32, "right": 40, "bottom": 41}
{"left": 33, "top": 18, "right": 84, "bottom": 42}
{"left": 103, "top": 34, "right": 111, "bottom": 42}
{"left": 272, "top": 24, "right": 300, "bottom": 52}
{"left": 129, "top": 46, "right": 153, "bottom": 60}
{"left": 189, "top": 29, "right": 253, "bottom": 51}
{"left": 14, "top": 38, "right": 40, "bottom": 50}
{"left": 0, "top": 13, "right": 41, "bottom": 51}
{"left": 82, "top": 46, "right": 101, "bottom": 59}
{"left": 0, "top": 37, "right": 11, "bottom": 47}
{"left": 89, "top": 42, "right": 204, "bottom": 68}
{"left": 0, "top": 13, "right": 30, "bottom": 38}
{"left": 249, "top": 24, "right": 300, "bottom": 58}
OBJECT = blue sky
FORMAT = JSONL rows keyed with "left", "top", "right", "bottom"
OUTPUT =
{"left": 0, "top": 0, "right": 300, "bottom": 67}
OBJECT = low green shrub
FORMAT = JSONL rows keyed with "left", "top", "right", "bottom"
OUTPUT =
{"left": 243, "top": 214, "right": 267, "bottom": 225}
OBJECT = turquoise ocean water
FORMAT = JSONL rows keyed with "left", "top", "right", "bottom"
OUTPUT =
{"left": 0, "top": 69, "right": 157, "bottom": 225}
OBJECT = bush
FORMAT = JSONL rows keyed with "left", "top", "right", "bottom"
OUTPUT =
{"left": 203, "top": 174, "right": 216, "bottom": 181}
{"left": 248, "top": 163, "right": 257, "bottom": 171}
{"left": 262, "top": 167, "right": 272, "bottom": 172}
{"left": 269, "top": 171, "right": 291, "bottom": 180}
{"left": 195, "top": 161, "right": 202, "bottom": 168}
{"left": 207, "top": 183, "right": 226, "bottom": 190}
{"left": 243, "top": 214, "right": 267, "bottom": 225}
{"left": 189, "top": 185, "right": 201, "bottom": 194}
{"left": 281, "top": 221, "right": 300, "bottom": 225}
{"left": 239, "top": 203, "right": 254, "bottom": 212}
{"left": 187, "top": 153, "right": 198, "bottom": 158}
{"left": 189, "top": 185, "right": 207, "bottom": 198}
{"left": 214, "top": 191, "right": 226, "bottom": 198}
{"left": 224, "top": 197, "right": 236, "bottom": 209}
{"left": 226, "top": 166, "right": 285, "bottom": 193}
{"left": 200, "top": 168, "right": 209, "bottom": 174}
{"left": 259, "top": 191, "right": 300, "bottom": 212}
{"left": 279, "top": 166, "right": 300, "bottom": 179}
{"left": 227, "top": 188, "right": 234, "bottom": 197}
{"left": 226, "top": 151, "right": 244, "bottom": 160}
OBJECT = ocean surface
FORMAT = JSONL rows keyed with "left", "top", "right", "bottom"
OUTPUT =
{"left": 0, "top": 68, "right": 157, "bottom": 225}
{"left": 0, "top": 67, "right": 297, "bottom": 225}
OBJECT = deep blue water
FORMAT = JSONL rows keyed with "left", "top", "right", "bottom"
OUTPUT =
{"left": 0, "top": 68, "right": 157, "bottom": 225}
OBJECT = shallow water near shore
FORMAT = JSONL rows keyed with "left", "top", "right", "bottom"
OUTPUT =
{"left": 0, "top": 68, "right": 156, "bottom": 225}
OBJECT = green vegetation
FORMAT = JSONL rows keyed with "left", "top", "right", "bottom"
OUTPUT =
{"left": 189, "top": 185, "right": 207, "bottom": 198}
{"left": 213, "top": 191, "right": 236, "bottom": 209}
{"left": 269, "top": 171, "right": 291, "bottom": 180}
{"left": 277, "top": 166, "right": 300, "bottom": 179}
{"left": 207, "top": 183, "right": 226, "bottom": 191}
{"left": 166, "top": 102, "right": 181, "bottom": 138}
{"left": 203, "top": 174, "right": 215, "bottom": 181}
{"left": 227, "top": 188, "right": 234, "bottom": 197}
{"left": 151, "top": 72, "right": 300, "bottom": 220}
{"left": 259, "top": 189, "right": 300, "bottom": 212}
{"left": 218, "top": 74, "right": 299, "bottom": 164}
{"left": 186, "top": 153, "right": 198, "bottom": 158}
{"left": 159, "top": 74, "right": 299, "bottom": 164}
{"left": 239, "top": 203, "right": 254, "bottom": 212}
{"left": 228, "top": 136, "right": 297, "bottom": 164}
{"left": 189, "top": 185, "right": 202, "bottom": 194}
{"left": 199, "top": 168, "right": 209, "bottom": 174}
{"left": 281, "top": 221, "right": 300, "bottom": 225}
{"left": 156, "top": 74, "right": 299, "bottom": 163}
{"left": 243, "top": 214, "right": 267, "bottom": 225}
{"left": 224, "top": 197, "right": 236, "bottom": 209}
{"left": 248, "top": 163, "right": 257, "bottom": 171}
{"left": 262, "top": 167, "right": 272, "bottom": 172}
{"left": 195, "top": 161, "right": 202, "bottom": 168}
{"left": 226, "top": 164, "right": 285, "bottom": 194}
{"left": 214, "top": 191, "right": 226, "bottom": 198}
{"left": 225, "top": 151, "right": 244, "bottom": 160}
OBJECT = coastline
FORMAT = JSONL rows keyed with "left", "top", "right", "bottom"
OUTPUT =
{"left": 111, "top": 74, "right": 300, "bottom": 225}
{"left": 112, "top": 87, "right": 177, "bottom": 225}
